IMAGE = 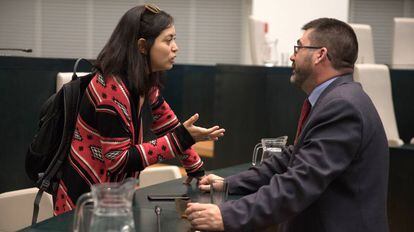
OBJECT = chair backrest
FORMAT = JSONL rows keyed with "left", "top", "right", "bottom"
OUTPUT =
{"left": 0, "top": 188, "right": 53, "bottom": 231}
{"left": 391, "top": 18, "right": 414, "bottom": 69}
{"left": 354, "top": 64, "right": 403, "bottom": 147}
{"left": 56, "top": 72, "right": 90, "bottom": 92}
{"left": 350, "top": 24, "right": 375, "bottom": 64}
{"left": 139, "top": 165, "right": 182, "bottom": 188}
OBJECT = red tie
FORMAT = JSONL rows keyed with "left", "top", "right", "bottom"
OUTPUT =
{"left": 294, "top": 99, "right": 311, "bottom": 144}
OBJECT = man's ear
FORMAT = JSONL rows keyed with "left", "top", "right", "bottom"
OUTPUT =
{"left": 137, "top": 38, "right": 147, "bottom": 55}
{"left": 315, "top": 47, "right": 328, "bottom": 64}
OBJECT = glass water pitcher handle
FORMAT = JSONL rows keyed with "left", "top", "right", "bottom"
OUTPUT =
{"left": 73, "top": 192, "right": 93, "bottom": 232}
{"left": 252, "top": 143, "right": 263, "bottom": 166}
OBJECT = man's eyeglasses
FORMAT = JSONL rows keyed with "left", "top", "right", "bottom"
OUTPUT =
{"left": 294, "top": 45, "right": 331, "bottom": 60}
{"left": 145, "top": 4, "right": 161, "bottom": 14}
{"left": 294, "top": 45, "right": 324, "bottom": 54}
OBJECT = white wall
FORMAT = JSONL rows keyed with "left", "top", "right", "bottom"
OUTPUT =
{"left": 0, "top": 0, "right": 250, "bottom": 65}
{"left": 251, "top": 0, "right": 349, "bottom": 65}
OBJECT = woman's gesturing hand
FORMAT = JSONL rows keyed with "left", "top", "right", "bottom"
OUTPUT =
{"left": 183, "top": 113, "right": 225, "bottom": 142}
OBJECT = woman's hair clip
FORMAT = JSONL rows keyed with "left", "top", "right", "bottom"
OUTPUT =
{"left": 145, "top": 4, "right": 161, "bottom": 14}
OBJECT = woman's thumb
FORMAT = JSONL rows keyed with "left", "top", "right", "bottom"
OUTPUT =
{"left": 188, "top": 113, "right": 199, "bottom": 125}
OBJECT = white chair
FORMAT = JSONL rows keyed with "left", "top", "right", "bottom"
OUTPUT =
{"left": 350, "top": 24, "right": 375, "bottom": 64}
{"left": 0, "top": 188, "right": 53, "bottom": 231}
{"left": 354, "top": 64, "right": 404, "bottom": 147}
{"left": 391, "top": 18, "right": 414, "bottom": 69}
{"left": 139, "top": 165, "right": 182, "bottom": 188}
{"left": 56, "top": 72, "right": 90, "bottom": 92}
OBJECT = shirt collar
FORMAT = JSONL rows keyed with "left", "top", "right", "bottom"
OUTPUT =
{"left": 308, "top": 77, "right": 338, "bottom": 107}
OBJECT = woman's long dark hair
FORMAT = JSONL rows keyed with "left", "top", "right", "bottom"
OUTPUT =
{"left": 95, "top": 5, "right": 173, "bottom": 97}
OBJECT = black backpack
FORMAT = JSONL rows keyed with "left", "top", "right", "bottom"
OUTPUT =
{"left": 25, "top": 58, "right": 94, "bottom": 225}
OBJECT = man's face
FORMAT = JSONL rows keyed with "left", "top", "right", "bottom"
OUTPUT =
{"left": 289, "top": 30, "right": 315, "bottom": 90}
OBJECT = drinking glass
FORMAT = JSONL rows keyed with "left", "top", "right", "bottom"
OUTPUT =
{"left": 210, "top": 179, "right": 229, "bottom": 204}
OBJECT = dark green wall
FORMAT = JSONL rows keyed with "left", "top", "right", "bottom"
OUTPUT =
{"left": 0, "top": 57, "right": 92, "bottom": 193}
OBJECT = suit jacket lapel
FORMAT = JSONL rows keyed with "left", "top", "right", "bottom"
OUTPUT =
{"left": 294, "top": 74, "right": 354, "bottom": 147}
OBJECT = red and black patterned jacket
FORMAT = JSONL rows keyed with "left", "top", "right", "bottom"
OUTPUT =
{"left": 54, "top": 73, "right": 203, "bottom": 215}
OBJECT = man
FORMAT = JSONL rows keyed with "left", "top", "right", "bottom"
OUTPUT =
{"left": 185, "top": 18, "right": 389, "bottom": 232}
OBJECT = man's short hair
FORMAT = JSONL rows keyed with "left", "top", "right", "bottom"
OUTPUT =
{"left": 302, "top": 18, "right": 358, "bottom": 70}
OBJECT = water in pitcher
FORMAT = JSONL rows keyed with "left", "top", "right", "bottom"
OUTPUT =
{"left": 89, "top": 213, "right": 135, "bottom": 232}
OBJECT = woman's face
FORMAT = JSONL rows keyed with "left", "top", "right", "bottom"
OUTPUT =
{"left": 150, "top": 25, "right": 178, "bottom": 72}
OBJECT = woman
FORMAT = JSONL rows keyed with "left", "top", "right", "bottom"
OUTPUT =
{"left": 54, "top": 4, "right": 225, "bottom": 215}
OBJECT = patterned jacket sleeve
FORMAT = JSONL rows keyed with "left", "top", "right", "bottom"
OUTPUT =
{"left": 95, "top": 107, "right": 198, "bottom": 179}
{"left": 81, "top": 75, "right": 202, "bottom": 181}
{"left": 147, "top": 87, "right": 204, "bottom": 177}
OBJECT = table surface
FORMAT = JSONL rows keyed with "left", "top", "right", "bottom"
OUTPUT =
{"left": 21, "top": 163, "right": 250, "bottom": 232}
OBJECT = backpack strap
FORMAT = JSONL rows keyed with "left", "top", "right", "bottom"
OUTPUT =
{"left": 72, "top": 58, "right": 93, "bottom": 80}
{"left": 32, "top": 188, "right": 45, "bottom": 225}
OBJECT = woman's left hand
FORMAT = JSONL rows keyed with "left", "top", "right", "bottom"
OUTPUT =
{"left": 183, "top": 113, "right": 225, "bottom": 142}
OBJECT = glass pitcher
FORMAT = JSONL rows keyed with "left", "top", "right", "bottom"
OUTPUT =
{"left": 262, "top": 37, "right": 279, "bottom": 67}
{"left": 252, "top": 136, "right": 288, "bottom": 166}
{"left": 73, "top": 177, "right": 137, "bottom": 232}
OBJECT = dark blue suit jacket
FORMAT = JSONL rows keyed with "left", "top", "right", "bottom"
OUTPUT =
{"left": 220, "top": 75, "right": 389, "bottom": 232}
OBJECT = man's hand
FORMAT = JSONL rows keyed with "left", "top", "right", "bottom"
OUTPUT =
{"left": 183, "top": 113, "right": 225, "bottom": 142}
{"left": 198, "top": 174, "right": 224, "bottom": 192}
{"left": 185, "top": 203, "right": 224, "bottom": 231}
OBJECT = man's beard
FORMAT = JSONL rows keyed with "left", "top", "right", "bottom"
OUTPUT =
{"left": 290, "top": 59, "right": 312, "bottom": 89}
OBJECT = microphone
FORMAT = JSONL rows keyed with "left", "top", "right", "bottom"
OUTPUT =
{"left": 155, "top": 205, "right": 162, "bottom": 232}
{"left": 0, "top": 48, "right": 33, "bottom": 53}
